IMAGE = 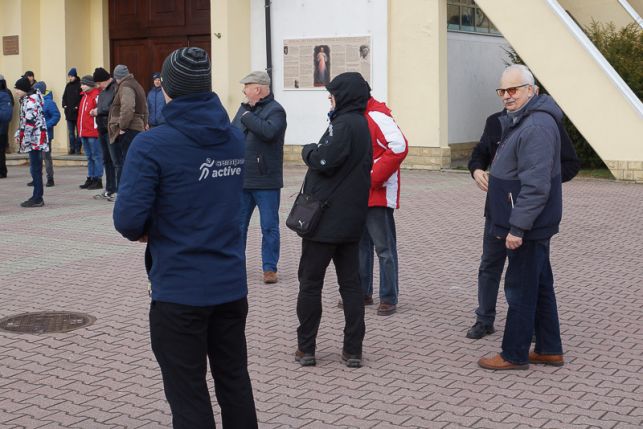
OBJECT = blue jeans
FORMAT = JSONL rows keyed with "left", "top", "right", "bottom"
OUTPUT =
{"left": 240, "top": 189, "right": 280, "bottom": 272}
{"left": 67, "top": 120, "right": 80, "bottom": 153}
{"left": 501, "top": 239, "right": 563, "bottom": 365}
{"left": 81, "top": 137, "right": 104, "bottom": 178}
{"left": 475, "top": 218, "right": 507, "bottom": 326}
{"left": 99, "top": 132, "right": 116, "bottom": 193}
{"left": 359, "top": 207, "right": 399, "bottom": 305}
{"left": 29, "top": 150, "right": 43, "bottom": 201}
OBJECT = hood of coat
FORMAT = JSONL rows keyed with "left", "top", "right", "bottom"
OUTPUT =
{"left": 163, "top": 91, "right": 243, "bottom": 147}
{"left": 366, "top": 96, "right": 391, "bottom": 116}
{"left": 505, "top": 94, "right": 563, "bottom": 129}
{"left": 326, "top": 72, "right": 370, "bottom": 118}
{"left": 42, "top": 90, "right": 53, "bottom": 101}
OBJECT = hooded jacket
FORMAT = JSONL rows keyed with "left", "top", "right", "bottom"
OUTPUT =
{"left": 40, "top": 91, "right": 61, "bottom": 141}
{"left": 113, "top": 92, "right": 248, "bottom": 307}
{"left": 487, "top": 95, "right": 563, "bottom": 240}
{"left": 468, "top": 109, "right": 580, "bottom": 182}
{"left": 77, "top": 87, "right": 100, "bottom": 138}
{"left": 300, "top": 72, "right": 372, "bottom": 243}
{"left": 62, "top": 78, "right": 82, "bottom": 121}
{"left": 15, "top": 91, "right": 49, "bottom": 153}
{"left": 232, "top": 92, "right": 287, "bottom": 189}
{"left": 365, "top": 97, "right": 408, "bottom": 208}
{"left": 0, "top": 90, "right": 12, "bottom": 135}
{"left": 146, "top": 85, "right": 166, "bottom": 127}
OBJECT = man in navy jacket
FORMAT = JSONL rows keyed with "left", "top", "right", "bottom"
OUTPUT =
{"left": 478, "top": 65, "right": 566, "bottom": 370}
{"left": 113, "top": 47, "right": 257, "bottom": 428}
{"left": 466, "top": 91, "right": 580, "bottom": 340}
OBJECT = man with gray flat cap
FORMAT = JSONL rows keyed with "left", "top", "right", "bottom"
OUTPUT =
{"left": 232, "top": 71, "right": 287, "bottom": 285}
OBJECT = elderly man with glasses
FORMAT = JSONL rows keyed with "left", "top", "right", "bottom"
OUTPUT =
{"left": 466, "top": 77, "right": 579, "bottom": 342}
{"left": 476, "top": 64, "right": 566, "bottom": 370}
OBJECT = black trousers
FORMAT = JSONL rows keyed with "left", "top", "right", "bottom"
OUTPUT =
{"left": 149, "top": 298, "right": 257, "bottom": 429}
{"left": 0, "top": 133, "right": 7, "bottom": 177}
{"left": 297, "top": 239, "right": 366, "bottom": 356}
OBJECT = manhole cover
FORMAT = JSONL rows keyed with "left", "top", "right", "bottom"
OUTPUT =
{"left": 0, "top": 311, "right": 96, "bottom": 334}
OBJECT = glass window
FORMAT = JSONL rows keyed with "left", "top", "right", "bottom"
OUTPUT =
{"left": 447, "top": 4, "right": 461, "bottom": 30}
{"left": 446, "top": 0, "right": 501, "bottom": 36}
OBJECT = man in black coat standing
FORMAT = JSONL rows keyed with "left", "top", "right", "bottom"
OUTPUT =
{"left": 295, "top": 72, "right": 372, "bottom": 369}
{"left": 232, "top": 71, "right": 287, "bottom": 285}
{"left": 62, "top": 68, "right": 82, "bottom": 154}
{"left": 465, "top": 90, "right": 580, "bottom": 340}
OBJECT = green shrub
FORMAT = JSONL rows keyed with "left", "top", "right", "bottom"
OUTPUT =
{"left": 504, "top": 22, "right": 642, "bottom": 169}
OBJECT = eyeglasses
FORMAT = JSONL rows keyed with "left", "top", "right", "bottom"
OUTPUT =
{"left": 496, "top": 83, "right": 530, "bottom": 97}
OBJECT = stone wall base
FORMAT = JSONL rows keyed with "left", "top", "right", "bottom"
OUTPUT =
{"left": 604, "top": 160, "right": 643, "bottom": 183}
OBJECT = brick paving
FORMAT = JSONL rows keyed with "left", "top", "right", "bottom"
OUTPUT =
{"left": 1, "top": 165, "right": 642, "bottom": 429}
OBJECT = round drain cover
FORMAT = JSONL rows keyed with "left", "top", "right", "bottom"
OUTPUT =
{"left": 0, "top": 311, "right": 96, "bottom": 334}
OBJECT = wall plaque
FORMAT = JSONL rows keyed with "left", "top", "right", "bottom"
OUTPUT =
{"left": 3, "top": 36, "right": 19, "bottom": 55}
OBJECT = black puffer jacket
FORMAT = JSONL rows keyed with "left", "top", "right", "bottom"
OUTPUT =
{"left": 232, "top": 93, "right": 287, "bottom": 189}
{"left": 300, "top": 72, "right": 372, "bottom": 243}
{"left": 62, "top": 78, "right": 82, "bottom": 121}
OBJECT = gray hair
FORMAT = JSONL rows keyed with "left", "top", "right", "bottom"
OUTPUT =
{"left": 502, "top": 64, "right": 535, "bottom": 85}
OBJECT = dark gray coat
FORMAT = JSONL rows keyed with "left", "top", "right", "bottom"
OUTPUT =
{"left": 488, "top": 95, "right": 563, "bottom": 240}
{"left": 232, "top": 93, "right": 287, "bottom": 189}
{"left": 95, "top": 80, "right": 118, "bottom": 134}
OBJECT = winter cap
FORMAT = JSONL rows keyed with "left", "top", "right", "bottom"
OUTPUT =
{"left": 240, "top": 71, "right": 270, "bottom": 86}
{"left": 152, "top": 72, "right": 161, "bottom": 80}
{"left": 15, "top": 77, "right": 32, "bottom": 92}
{"left": 34, "top": 81, "right": 47, "bottom": 93}
{"left": 161, "top": 47, "right": 211, "bottom": 99}
{"left": 93, "top": 67, "right": 111, "bottom": 83}
{"left": 68, "top": 68, "right": 77, "bottom": 77}
{"left": 113, "top": 65, "right": 130, "bottom": 80}
{"left": 0, "top": 74, "right": 5, "bottom": 81}
{"left": 80, "top": 75, "right": 96, "bottom": 87}
{"left": 24, "top": 70, "right": 35, "bottom": 78}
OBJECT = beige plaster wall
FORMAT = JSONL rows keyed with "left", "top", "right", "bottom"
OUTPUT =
{"left": 558, "top": 0, "right": 637, "bottom": 28}
{"left": 388, "top": 0, "right": 448, "bottom": 150}
{"left": 211, "top": 0, "right": 251, "bottom": 115}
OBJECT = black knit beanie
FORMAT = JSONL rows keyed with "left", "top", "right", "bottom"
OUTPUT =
{"left": 93, "top": 67, "right": 111, "bottom": 83}
{"left": 161, "top": 47, "right": 211, "bottom": 99}
{"left": 15, "top": 77, "right": 32, "bottom": 92}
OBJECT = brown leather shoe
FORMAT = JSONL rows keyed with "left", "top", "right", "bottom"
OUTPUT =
{"left": 478, "top": 353, "right": 529, "bottom": 370}
{"left": 529, "top": 351, "right": 564, "bottom": 367}
{"left": 377, "top": 303, "right": 396, "bottom": 316}
{"left": 263, "top": 271, "right": 278, "bottom": 284}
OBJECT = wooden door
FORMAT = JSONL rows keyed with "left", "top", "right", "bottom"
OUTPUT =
{"left": 109, "top": 0, "right": 211, "bottom": 87}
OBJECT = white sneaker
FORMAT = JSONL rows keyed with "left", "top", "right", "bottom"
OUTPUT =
{"left": 93, "top": 191, "right": 112, "bottom": 200}
{"left": 107, "top": 192, "right": 117, "bottom": 202}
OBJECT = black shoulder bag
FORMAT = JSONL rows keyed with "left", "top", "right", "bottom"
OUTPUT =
{"left": 286, "top": 167, "right": 356, "bottom": 237}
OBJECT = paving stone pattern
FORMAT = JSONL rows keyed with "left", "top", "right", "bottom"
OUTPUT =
{"left": 1, "top": 166, "right": 642, "bottom": 429}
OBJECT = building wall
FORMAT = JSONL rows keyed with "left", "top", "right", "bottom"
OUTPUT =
{"left": 447, "top": 31, "right": 507, "bottom": 144}
{"left": 249, "top": 0, "right": 388, "bottom": 148}
{"left": 558, "top": 0, "right": 638, "bottom": 28}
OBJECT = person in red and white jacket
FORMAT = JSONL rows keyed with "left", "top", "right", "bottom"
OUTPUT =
{"left": 77, "top": 75, "right": 103, "bottom": 190}
{"left": 360, "top": 96, "right": 408, "bottom": 316}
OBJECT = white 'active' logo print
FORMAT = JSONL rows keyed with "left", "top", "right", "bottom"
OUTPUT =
{"left": 198, "top": 157, "right": 245, "bottom": 181}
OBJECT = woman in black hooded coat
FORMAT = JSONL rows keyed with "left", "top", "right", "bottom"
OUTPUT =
{"left": 295, "top": 72, "right": 372, "bottom": 368}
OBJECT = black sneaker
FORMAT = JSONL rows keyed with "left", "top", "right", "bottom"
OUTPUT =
{"left": 46, "top": 179, "right": 55, "bottom": 187}
{"left": 466, "top": 321, "right": 495, "bottom": 339}
{"left": 87, "top": 179, "right": 103, "bottom": 190}
{"left": 341, "top": 351, "right": 362, "bottom": 368}
{"left": 294, "top": 350, "right": 316, "bottom": 367}
{"left": 27, "top": 181, "right": 34, "bottom": 186}
{"left": 20, "top": 199, "right": 44, "bottom": 208}
{"left": 79, "top": 177, "right": 92, "bottom": 189}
